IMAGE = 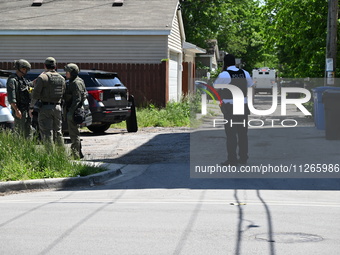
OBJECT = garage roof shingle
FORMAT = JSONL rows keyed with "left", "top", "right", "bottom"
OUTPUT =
{"left": 0, "top": 0, "right": 179, "bottom": 32}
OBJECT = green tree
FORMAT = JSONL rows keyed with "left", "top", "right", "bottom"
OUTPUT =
{"left": 216, "top": 0, "right": 265, "bottom": 71}
{"left": 180, "top": 0, "right": 265, "bottom": 72}
{"left": 180, "top": 0, "right": 225, "bottom": 48}
{"left": 181, "top": 0, "right": 339, "bottom": 78}
{"left": 262, "top": 0, "right": 328, "bottom": 77}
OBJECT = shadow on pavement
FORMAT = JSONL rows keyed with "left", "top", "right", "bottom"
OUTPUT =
{"left": 84, "top": 132, "right": 190, "bottom": 165}
{"left": 73, "top": 125, "right": 340, "bottom": 191}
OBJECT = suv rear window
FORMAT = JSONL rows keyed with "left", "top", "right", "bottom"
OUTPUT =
{"left": 80, "top": 73, "right": 124, "bottom": 88}
{"left": 95, "top": 77, "right": 122, "bottom": 87}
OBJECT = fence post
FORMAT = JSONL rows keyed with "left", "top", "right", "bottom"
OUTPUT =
{"left": 201, "top": 93, "right": 207, "bottom": 115}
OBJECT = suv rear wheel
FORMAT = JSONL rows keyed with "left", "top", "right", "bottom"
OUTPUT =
{"left": 87, "top": 123, "right": 111, "bottom": 133}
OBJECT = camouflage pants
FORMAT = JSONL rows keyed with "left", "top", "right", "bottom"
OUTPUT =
{"left": 67, "top": 112, "right": 83, "bottom": 159}
{"left": 38, "top": 104, "right": 63, "bottom": 145}
{"left": 13, "top": 109, "right": 32, "bottom": 139}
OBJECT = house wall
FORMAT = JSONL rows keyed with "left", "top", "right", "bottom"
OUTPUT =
{"left": 168, "top": 12, "right": 183, "bottom": 101}
{"left": 0, "top": 35, "right": 168, "bottom": 64}
{"left": 0, "top": 10, "right": 185, "bottom": 104}
{"left": 0, "top": 61, "right": 169, "bottom": 107}
{"left": 168, "top": 13, "right": 182, "bottom": 53}
{"left": 196, "top": 56, "right": 212, "bottom": 69}
{"left": 184, "top": 53, "right": 195, "bottom": 63}
{"left": 0, "top": 33, "right": 183, "bottom": 104}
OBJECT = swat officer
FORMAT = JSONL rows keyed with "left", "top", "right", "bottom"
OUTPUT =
{"left": 214, "top": 54, "right": 253, "bottom": 166}
{"left": 6, "top": 59, "right": 33, "bottom": 138}
{"left": 63, "top": 63, "right": 86, "bottom": 159}
{"left": 31, "top": 57, "right": 66, "bottom": 145}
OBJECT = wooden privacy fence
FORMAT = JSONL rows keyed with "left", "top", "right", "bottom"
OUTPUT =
{"left": 182, "top": 62, "right": 195, "bottom": 95}
{"left": 0, "top": 61, "right": 169, "bottom": 107}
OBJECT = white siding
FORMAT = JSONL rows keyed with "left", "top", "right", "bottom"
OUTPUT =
{"left": 0, "top": 35, "right": 168, "bottom": 64}
{"left": 169, "top": 52, "right": 179, "bottom": 101}
{"left": 168, "top": 13, "right": 182, "bottom": 53}
{"left": 184, "top": 53, "right": 195, "bottom": 63}
{"left": 167, "top": 12, "right": 184, "bottom": 102}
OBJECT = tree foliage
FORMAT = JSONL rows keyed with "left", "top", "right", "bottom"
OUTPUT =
{"left": 180, "top": 0, "right": 265, "bottom": 72}
{"left": 262, "top": 0, "right": 328, "bottom": 77}
{"left": 181, "top": 0, "right": 337, "bottom": 78}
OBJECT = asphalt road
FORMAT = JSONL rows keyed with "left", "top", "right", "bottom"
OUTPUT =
{"left": 0, "top": 94, "right": 340, "bottom": 255}
{"left": 1, "top": 165, "right": 340, "bottom": 255}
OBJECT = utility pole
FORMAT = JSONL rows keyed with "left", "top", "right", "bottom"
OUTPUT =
{"left": 325, "top": 0, "right": 338, "bottom": 85}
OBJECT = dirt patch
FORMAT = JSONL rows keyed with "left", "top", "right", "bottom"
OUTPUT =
{"left": 79, "top": 127, "right": 191, "bottom": 164}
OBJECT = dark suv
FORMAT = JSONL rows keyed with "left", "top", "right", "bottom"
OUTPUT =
{"left": 26, "top": 69, "right": 138, "bottom": 134}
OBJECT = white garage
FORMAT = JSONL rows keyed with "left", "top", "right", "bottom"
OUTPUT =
{"left": 169, "top": 52, "right": 180, "bottom": 101}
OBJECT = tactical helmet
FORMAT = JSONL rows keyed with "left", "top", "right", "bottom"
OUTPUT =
{"left": 64, "top": 63, "right": 80, "bottom": 75}
{"left": 45, "top": 57, "right": 56, "bottom": 66}
{"left": 14, "top": 59, "right": 31, "bottom": 71}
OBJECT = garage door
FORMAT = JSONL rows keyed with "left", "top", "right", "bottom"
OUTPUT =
{"left": 169, "top": 53, "right": 179, "bottom": 102}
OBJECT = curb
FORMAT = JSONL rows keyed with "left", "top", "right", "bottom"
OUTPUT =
{"left": 0, "top": 162, "right": 124, "bottom": 193}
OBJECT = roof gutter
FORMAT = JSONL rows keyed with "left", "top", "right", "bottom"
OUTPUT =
{"left": 0, "top": 30, "right": 171, "bottom": 36}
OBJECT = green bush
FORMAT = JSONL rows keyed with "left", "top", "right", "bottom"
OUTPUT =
{"left": 112, "top": 92, "right": 201, "bottom": 128}
{"left": 137, "top": 101, "right": 189, "bottom": 127}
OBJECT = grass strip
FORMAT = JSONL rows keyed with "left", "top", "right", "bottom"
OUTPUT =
{"left": 0, "top": 131, "right": 106, "bottom": 182}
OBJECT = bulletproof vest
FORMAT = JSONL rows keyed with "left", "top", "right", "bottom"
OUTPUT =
{"left": 64, "top": 77, "right": 87, "bottom": 108}
{"left": 218, "top": 69, "right": 248, "bottom": 100}
{"left": 46, "top": 72, "right": 65, "bottom": 102}
{"left": 14, "top": 75, "right": 31, "bottom": 111}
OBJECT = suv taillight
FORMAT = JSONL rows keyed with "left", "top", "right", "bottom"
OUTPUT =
{"left": 0, "top": 93, "right": 8, "bottom": 107}
{"left": 88, "top": 90, "right": 103, "bottom": 101}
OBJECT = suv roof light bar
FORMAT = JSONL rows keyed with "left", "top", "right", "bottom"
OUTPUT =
{"left": 112, "top": 0, "right": 124, "bottom": 7}
{"left": 32, "top": 0, "right": 43, "bottom": 7}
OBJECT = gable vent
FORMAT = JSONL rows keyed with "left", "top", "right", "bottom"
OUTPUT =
{"left": 32, "top": 0, "right": 43, "bottom": 7}
{"left": 112, "top": 0, "right": 124, "bottom": 7}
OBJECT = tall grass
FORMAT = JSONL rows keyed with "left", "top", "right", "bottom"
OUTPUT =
{"left": 0, "top": 131, "right": 104, "bottom": 181}
{"left": 113, "top": 92, "right": 201, "bottom": 128}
